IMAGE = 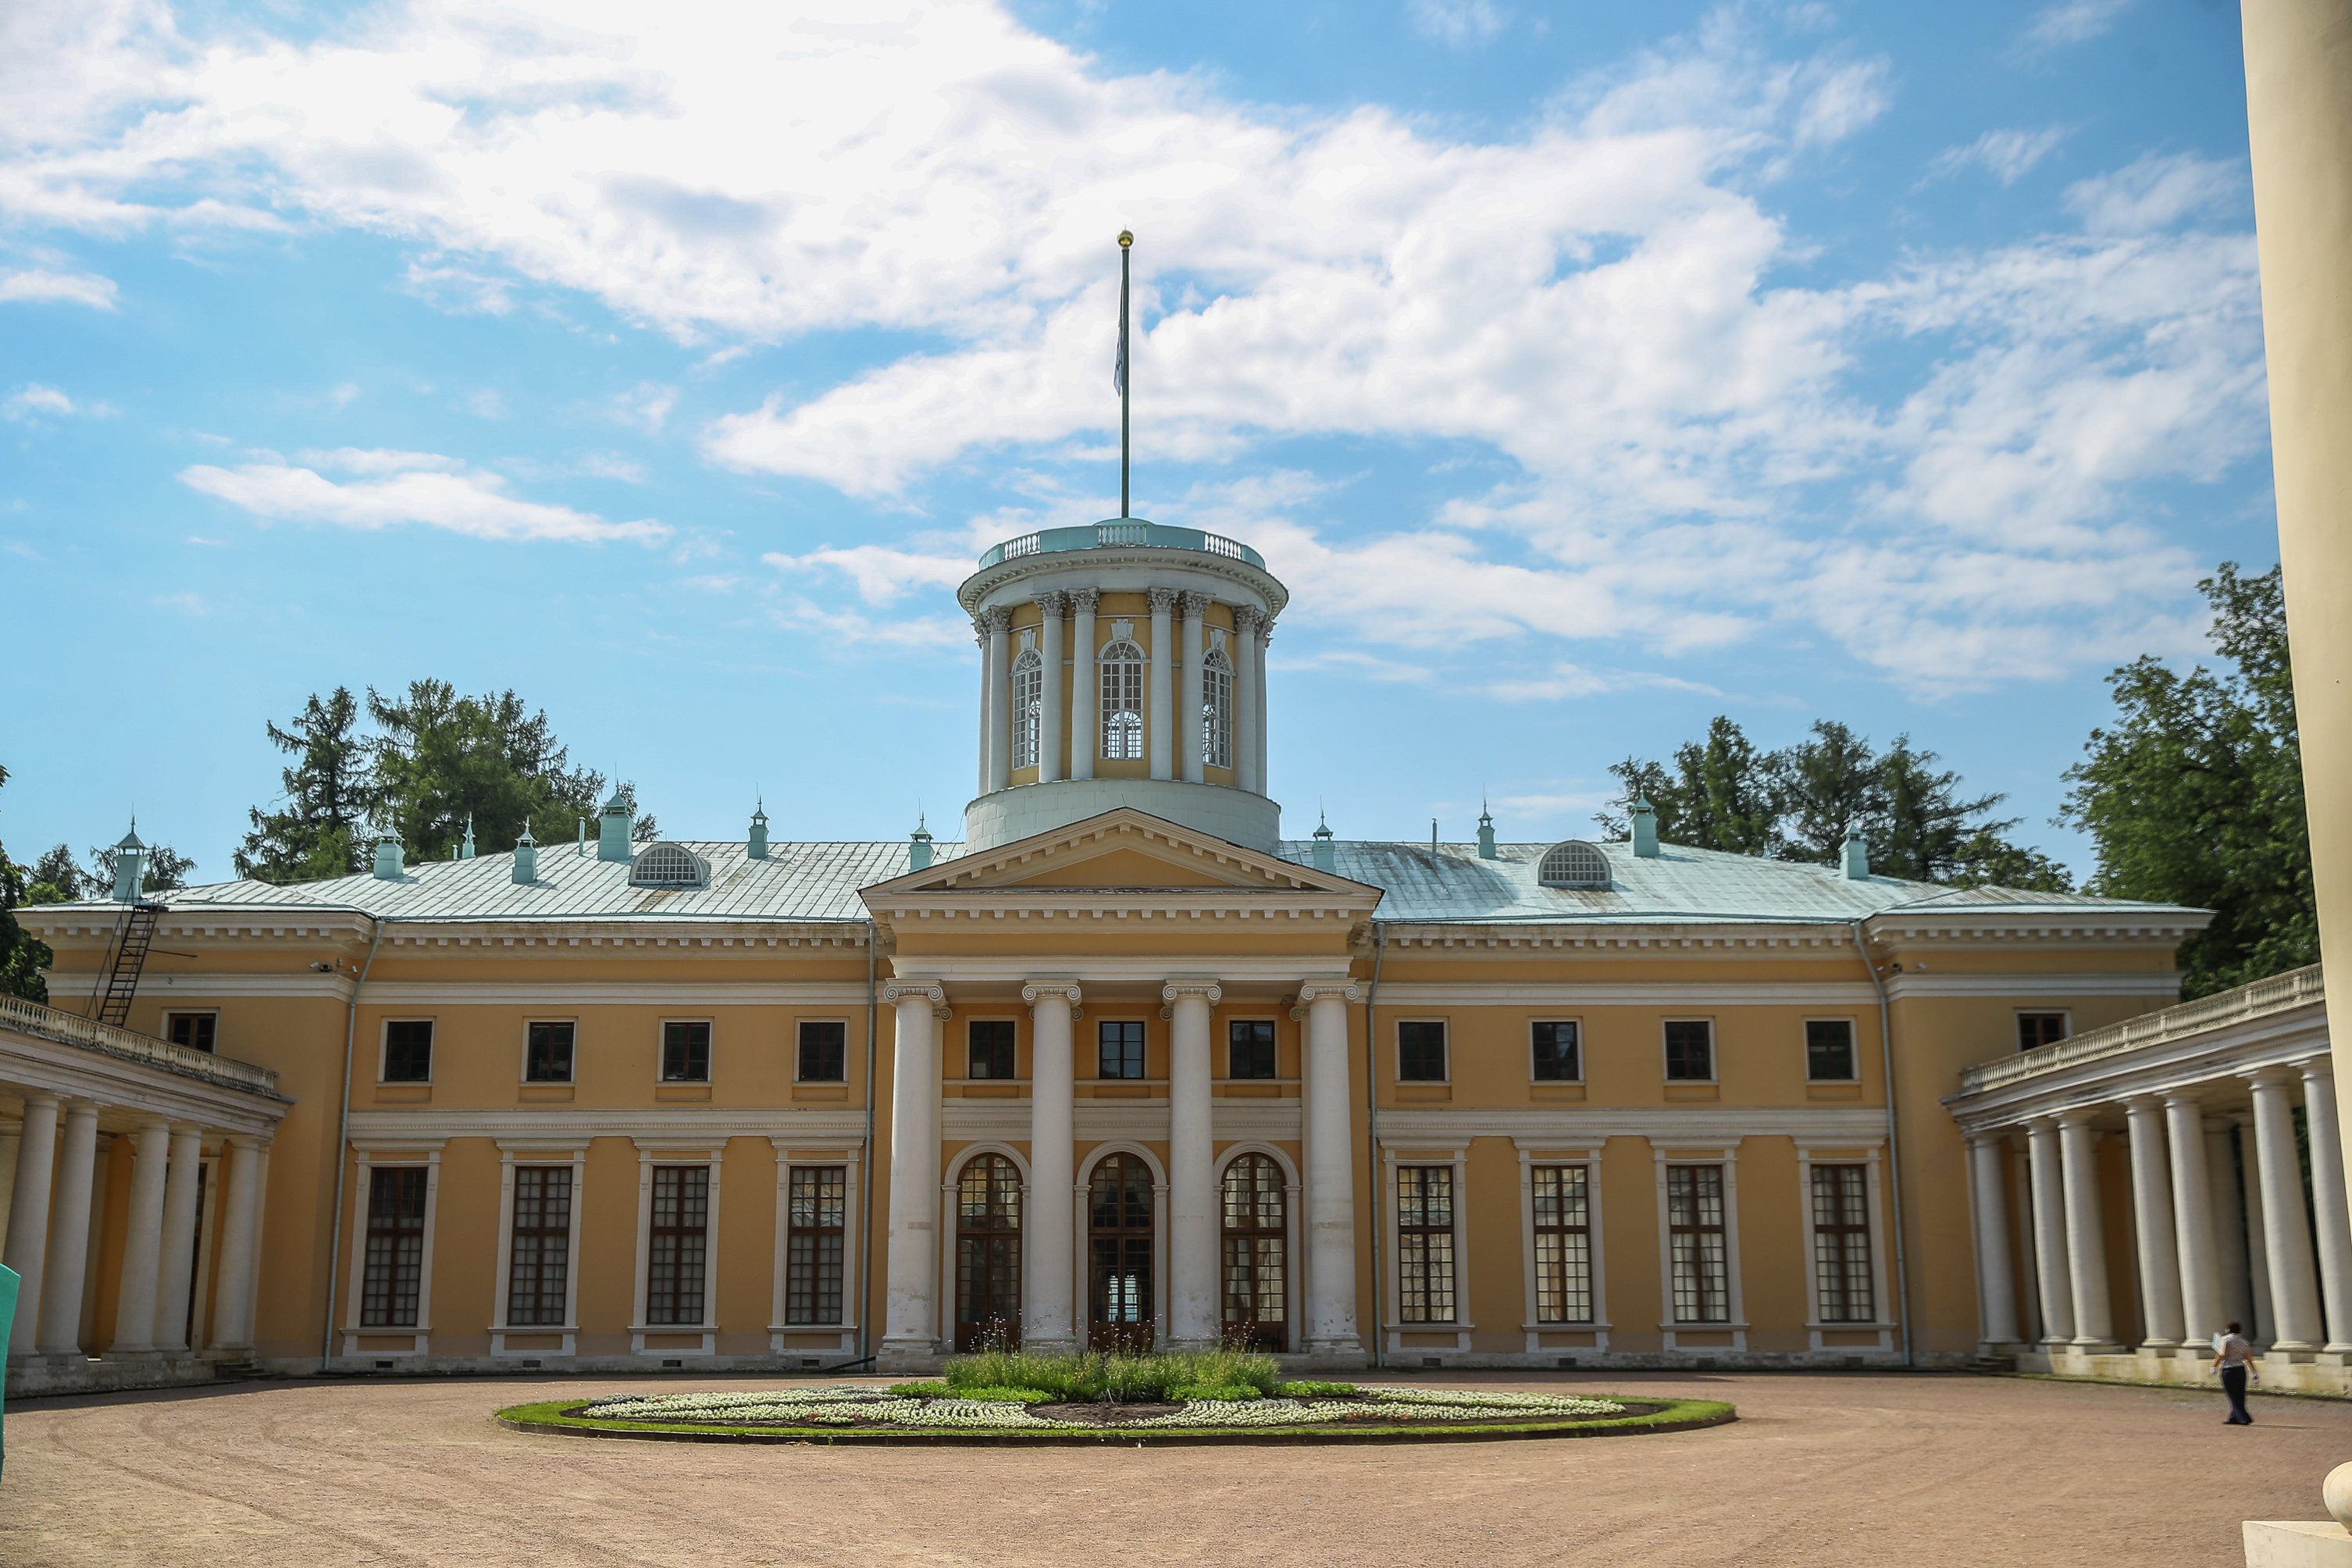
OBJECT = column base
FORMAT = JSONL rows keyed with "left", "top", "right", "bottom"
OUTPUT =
{"left": 1298, "top": 1337, "right": 1370, "bottom": 1371}
{"left": 2065, "top": 1338, "right": 2123, "bottom": 1354}
{"left": 876, "top": 1337, "right": 943, "bottom": 1375}
{"left": 2266, "top": 1345, "right": 2320, "bottom": 1364}
{"left": 1022, "top": 1335, "right": 1080, "bottom": 1356}
{"left": 2135, "top": 1337, "right": 2182, "bottom": 1351}
{"left": 1164, "top": 1337, "right": 1221, "bottom": 1353}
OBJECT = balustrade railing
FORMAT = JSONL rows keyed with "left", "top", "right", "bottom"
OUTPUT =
{"left": 1958, "top": 963, "right": 2325, "bottom": 1096}
{"left": 976, "top": 521, "right": 1264, "bottom": 570}
{"left": 0, "top": 991, "right": 283, "bottom": 1096}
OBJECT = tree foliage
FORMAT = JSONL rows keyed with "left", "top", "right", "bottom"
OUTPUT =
{"left": 2060, "top": 562, "right": 2313, "bottom": 996}
{"left": 0, "top": 761, "right": 52, "bottom": 1002}
{"left": 1602, "top": 717, "right": 2072, "bottom": 892}
{"left": 85, "top": 839, "right": 196, "bottom": 896}
{"left": 236, "top": 686, "right": 368, "bottom": 883}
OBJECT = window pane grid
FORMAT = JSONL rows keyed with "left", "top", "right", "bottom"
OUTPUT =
{"left": 1201, "top": 651, "right": 1233, "bottom": 768}
{"left": 1228, "top": 1019, "right": 1275, "bottom": 1080}
{"left": 1531, "top": 1021, "right": 1579, "bottom": 1082}
{"left": 956, "top": 1154, "right": 1022, "bottom": 1349}
{"left": 1099, "top": 641, "right": 1145, "bottom": 760}
{"left": 968, "top": 1020, "right": 1016, "bottom": 1080}
{"left": 797, "top": 1021, "right": 846, "bottom": 1083}
{"left": 1098, "top": 1020, "right": 1146, "bottom": 1080}
{"left": 526, "top": 1021, "right": 574, "bottom": 1083}
{"left": 1012, "top": 650, "right": 1043, "bottom": 771}
{"left": 661, "top": 1021, "right": 711, "bottom": 1082}
{"left": 361, "top": 1167, "right": 426, "bottom": 1327}
{"left": 786, "top": 1165, "right": 846, "bottom": 1324}
{"left": 1664, "top": 1021, "right": 1714, "bottom": 1082}
{"left": 1532, "top": 1165, "right": 1591, "bottom": 1323}
{"left": 1398, "top": 1021, "right": 1447, "bottom": 1082}
{"left": 1666, "top": 1164, "right": 1729, "bottom": 1324}
{"left": 1811, "top": 1164, "right": 1874, "bottom": 1323}
{"left": 383, "top": 1021, "right": 433, "bottom": 1082}
{"left": 506, "top": 1165, "right": 572, "bottom": 1326}
{"left": 647, "top": 1165, "right": 709, "bottom": 1325}
{"left": 1805, "top": 1020, "right": 1856, "bottom": 1082}
{"left": 1397, "top": 1166, "right": 1455, "bottom": 1323}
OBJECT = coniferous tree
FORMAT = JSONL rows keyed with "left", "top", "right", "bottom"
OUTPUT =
{"left": 237, "top": 687, "right": 368, "bottom": 883}
{"left": 86, "top": 840, "right": 195, "bottom": 895}
{"left": 1875, "top": 736, "right": 2008, "bottom": 882}
{"left": 0, "top": 763, "right": 52, "bottom": 1002}
{"left": 25, "top": 843, "right": 88, "bottom": 903}
{"left": 1774, "top": 720, "right": 1886, "bottom": 864}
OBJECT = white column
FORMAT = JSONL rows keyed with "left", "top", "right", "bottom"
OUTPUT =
{"left": 1300, "top": 980, "right": 1363, "bottom": 1360}
{"left": 152, "top": 1123, "right": 205, "bottom": 1353}
{"left": 2012, "top": 1138, "right": 2044, "bottom": 1342}
{"left": 36, "top": 1099, "right": 101, "bottom": 1356}
{"left": 1968, "top": 1132, "right": 2020, "bottom": 1347}
{"left": 0, "top": 1120, "right": 18, "bottom": 1263}
{"left": 2026, "top": 1117, "right": 2075, "bottom": 1345}
{"left": 881, "top": 982, "right": 945, "bottom": 1367}
{"left": 974, "top": 618, "right": 989, "bottom": 799}
{"left": 1023, "top": 981, "right": 1081, "bottom": 1352}
{"left": 2165, "top": 1092, "right": 2224, "bottom": 1350}
{"left": 1179, "top": 592, "right": 1209, "bottom": 786}
{"left": 1035, "top": 592, "right": 1066, "bottom": 783}
{"left": 1071, "top": 590, "right": 1099, "bottom": 782}
{"left": 1253, "top": 618, "right": 1273, "bottom": 794}
{"left": 5, "top": 1092, "right": 60, "bottom": 1354}
{"left": 1164, "top": 980, "right": 1221, "bottom": 1349}
{"left": 2295, "top": 1058, "right": 2352, "bottom": 1351}
{"left": 1231, "top": 608, "right": 1262, "bottom": 794}
{"left": 2058, "top": 1111, "right": 2117, "bottom": 1349}
{"left": 2245, "top": 1067, "right": 2325, "bottom": 1351}
{"left": 2210, "top": 1116, "right": 2256, "bottom": 1335}
{"left": 208, "top": 1135, "right": 266, "bottom": 1354}
{"left": 2122, "top": 1097, "right": 2184, "bottom": 1349}
{"left": 111, "top": 1118, "right": 173, "bottom": 1355}
{"left": 1146, "top": 587, "right": 1175, "bottom": 781}
{"left": 984, "top": 607, "right": 1012, "bottom": 794}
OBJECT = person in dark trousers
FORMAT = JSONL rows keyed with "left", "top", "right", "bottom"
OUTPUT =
{"left": 2215, "top": 1320, "right": 2256, "bottom": 1424}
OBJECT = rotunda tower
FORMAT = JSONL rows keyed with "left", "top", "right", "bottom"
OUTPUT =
{"left": 957, "top": 519, "right": 1286, "bottom": 852}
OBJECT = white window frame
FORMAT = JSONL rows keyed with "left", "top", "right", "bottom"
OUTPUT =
{"left": 1515, "top": 1139, "right": 1609, "bottom": 1354}
{"left": 1802, "top": 1015, "right": 1862, "bottom": 1084}
{"left": 1395, "top": 1017, "right": 1450, "bottom": 1085}
{"left": 1011, "top": 644, "right": 1044, "bottom": 772}
{"left": 657, "top": 1017, "right": 714, "bottom": 1085}
{"left": 340, "top": 1140, "right": 445, "bottom": 1360}
{"left": 378, "top": 1016, "right": 437, "bottom": 1085}
{"left": 520, "top": 1017, "right": 579, "bottom": 1085}
{"left": 1662, "top": 1016, "right": 1717, "bottom": 1085}
{"left": 490, "top": 1139, "right": 589, "bottom": 1356}
{"left": 630, "top": 1140, "right": 724, "bottom": 1356}
{"left": 1200, "top": 637, "right": 1234, "bottom": 768}
{"left": 1098, "top": 632, "right": 1146, "bottom": 761}
{"left": 1378, "top": 1142, "right": 1472, "bottom": 1356}
{"left": 793, "top": 1017, "right": 853, "bottom": 1084}
{"left": 1795, "top": 1141, "right": 1896, "bottom": 1355}
{"left": 1648, "top": 1139, "right": 1746, "bottom": 1352}
{"left": 770, "top": 1139, "right": 864, "bottom": 1360}
{"left": 1529, "top": 1017, "right": 1584, "bottom": 1084}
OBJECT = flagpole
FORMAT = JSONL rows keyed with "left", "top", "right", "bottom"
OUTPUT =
{"left": 1118, "top": 229, "right": 1133, "bottom": 519}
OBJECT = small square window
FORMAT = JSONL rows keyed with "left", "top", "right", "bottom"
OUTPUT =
{"left": 1663, "top": 1020, "right": 1713, "bottom": 1082}
{"left": 525, "top": 1021, "right": 575, "bottom": 1083}
{"left": 1228, "top": 1020, "right": 1276, "bottom": 1080}
{"left": 166, "top": 1013, "right": 217, "bottom": 1054}
{"left": 2018, "top": 1013, "right": 2068, "bottom": 1052}
{"left": 383, "top": 1020, "right": 434, "bottom": 1082}
{"left": 797, "top": 1021, "right": 846, "bottom": 1082}
{"left": 969, "top": 1020, "right": 1016, "bottom": 1081}
{"left": 1531, "top": 1021, "right": 1580, "bottom": 1082}
{"left": 1099, "top": 1020, "right": 1146, "bottom": 1080}
{"left": 661, "top": 1021, "right": 711, "bottom": 1082}
{"left": 1805, "top": 1020, "right": 1857, "bottom": 1082}
{"left": 1399, "top": 1021, "right": 1448, "bottom": 1082}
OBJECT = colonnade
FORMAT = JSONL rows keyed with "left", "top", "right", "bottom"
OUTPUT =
{"left": 1967, "top": 1058, "right": 2352, "bottom": 1356}
{"left": 2, "top": 1092, "right": 271, "bottom": 1363}
{"left": 975, "top": 592, "right": 1273, "bottom": 797}
{"left": 877, "top": 978, "right": 1358, "bottom": 1367}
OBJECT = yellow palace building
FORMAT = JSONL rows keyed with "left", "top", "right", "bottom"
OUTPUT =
{"left": 4, "top": 520, "right": 2247, "bottom": 1392}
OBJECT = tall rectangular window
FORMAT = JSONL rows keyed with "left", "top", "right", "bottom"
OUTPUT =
{"left": 797, "top": 1021, "right": 846, "bottom": 1083}
{"left": 661, "top": 1021, "right": 711, "bottom": 1082}
{"left": 786, "top": 1165, "right": 846, "bottom": 1324}
{"left": 2018, "top": 1013, "right": 2068, "bottom": 1052}
{"left": 1098, "top": 1020, "right": 1146, "bottom": 1080}
{"left": 166, "top": 1013, "right": 217, "bottom": 1053}
{"left": 646, "top": 1165, "right": 710, "bottom": 1324}
{"left": 968, "top": 1020, "right": 1016, "bottom": 1081}
{"left": 1228, "top": 1019, "right": 1276, "bottom": 1080}
{"left": 1663, "top": 1020, "right": 1714, "bottom": 1082}
{"left": 1811, "top": 1164, "right": 1873, "bottom": 1323}
{"left": 383, "top": 1021, "right": 433, "bottom": 1083}
{"left": 1100, "top": 644, "right": 1146, "bottom": 760}
{"left": 1805, "top": 1020, "right": 1857, "bottom": 1082}
{"left": 1011, "top": 652, "right": 1043, "bottom": 771}
{"left": 526, "top": 1021, "right": 575, "bottom": 1083}
{"left": 360, "top": 1166, "right": 426, "bottom": 1327}
{"left": 1396, "top": 1165, "right": 1456, "bottom": 1322}
{"left": 506, "top": 1166, "right": 572, "bottom": 1326}
{"left": 1532, "top": 1165, "right": 1591, "bottom": 1323}
{"left": 1531, "top": 1021, "right": 1580, "bottom": 1082}
{"left": 1666, "top": 1164, "right": 1729, "bottom": 1324}
{"left": 1398, "top": 1021, "right": 1448, "bottom": 1082}
{"left": 1201, "top": 656, "right": 1233, "bottom": 768}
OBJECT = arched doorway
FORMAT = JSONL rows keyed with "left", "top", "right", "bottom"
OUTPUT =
{"left": 1088, "top": 1153, "right": 1155, "bottom": 1352}
{"left": 1221, "top": 1153, "right": 1288, "bottom": 1351}
{"left": 955, "top": 1153, "right": 1021, "bottom": 1351}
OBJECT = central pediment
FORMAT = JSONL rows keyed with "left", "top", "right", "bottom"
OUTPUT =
{"left": 859, "top": 807, "right": 1378, "bottom": 902}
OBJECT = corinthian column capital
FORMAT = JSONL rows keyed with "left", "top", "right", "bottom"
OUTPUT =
{"left": 1033, "top": 590, "right": 1069, "bottom": 617}
{"left": 1178, "top": 590, "right": 1210, "bottom": 618}
{"left": 982, "top": 605, "right": 1014, "bottom": 635}
{"left": 1070, "top": 588, "right": 1100, "bottom": 614}
{"left": 1231, "top": 605, "right": 1264, "bottom": 636}
{"left": 1146, "top": 586, "right": 1179, "bottom": 615}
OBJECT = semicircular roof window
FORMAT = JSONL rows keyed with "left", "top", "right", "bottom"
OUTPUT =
{"left": 629, "top": 842, "right": 710, "bottom": 889}
{"left": 1537, "top": 840, "right": 1611, "bottom": 889}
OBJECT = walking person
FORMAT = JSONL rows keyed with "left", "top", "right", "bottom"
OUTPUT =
{"left": 2215, "top": 1320, "right": 2257, "bottom": 1425}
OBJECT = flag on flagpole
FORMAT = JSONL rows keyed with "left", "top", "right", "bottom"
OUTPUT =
{"left": 1113, "top": 258, "right": 1129, "bottom": 397}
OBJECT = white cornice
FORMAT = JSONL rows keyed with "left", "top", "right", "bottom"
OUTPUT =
{"left": 346, "top": 1107, "right": 871, "bottom": 1142}
{"left": 941, "top": 1100, "right": 1301, "bottom": 1139}
{"left": 1374, "top": 1107, "right": 1890, "bottom": 1141}
{"left": 888, "top": 960, "right": 1355, "bottom": 986}
{"left": 1373, "top": 981, "right": 1880, "bottom": 1007}
{"left": 1883, "top": 972, "right": 2183, "bottom": 1000}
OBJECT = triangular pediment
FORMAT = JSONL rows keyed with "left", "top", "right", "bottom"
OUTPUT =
{"left": 860, "top": 808, "right": 1379, "bottom": 900}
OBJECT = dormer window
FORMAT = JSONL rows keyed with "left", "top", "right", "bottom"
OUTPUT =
{"left": 1538, "top": 840, "right": 1611, "bottom": 889}
{"left": 629, "top": 842, "right": 710, "bottom": 889}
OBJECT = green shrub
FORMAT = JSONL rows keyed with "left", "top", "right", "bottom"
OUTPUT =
{"left": 940, "top": 1347, "right": 1281, "bottom": 1402}
{"left": 1274, "top": 1380, "right": 1360, "bottom": 1398}
{"left": 955, "top": 1385, "right": 1053, "bottom": 1403}
{"left": 1168, "top": 1383, "right": 1262, "bottom": 1402}
{"left": 886, "top": 1381, "right": 950, "bottom": 1398}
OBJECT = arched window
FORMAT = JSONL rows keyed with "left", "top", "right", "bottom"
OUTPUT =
{"left": 1010, "top": 648, "right": 1043, "bottom": 772}
{"left": 955, "top": 1154, "right": 1022, "bottom": 1351}
{"left": 1088, "top": 1153, "right": 1154, "bottom": 1352}
{"left": 1538, "top": 840, "right": 1611, "bottom": 889}
{"left": 1099, "top": 638, "right": 1146, "bottom": 761}
{"left": 1221, "top": 1153, "right": 1286, "bottom": 1351}
{"left": 1200, "top": 647, "right": 1234, "bottom": 769}
{"left": 629, "top": 842, "right": 709, "bottom": 889}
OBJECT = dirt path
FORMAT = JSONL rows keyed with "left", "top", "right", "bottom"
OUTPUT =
{"left": 0, "top": 1370, "right": 2337, "bottom": 1566}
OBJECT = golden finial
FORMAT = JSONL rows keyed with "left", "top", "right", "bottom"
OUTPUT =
{"left": 1117, "top": 230, "right": 1134, "bottom": 248}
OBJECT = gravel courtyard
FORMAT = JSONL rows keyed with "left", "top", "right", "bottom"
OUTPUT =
{"left": 0, "top": 1370, "right": 2340, "bottom": 1566}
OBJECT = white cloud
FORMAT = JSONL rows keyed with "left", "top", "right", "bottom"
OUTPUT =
{"left": 1929, "top": 127, "right": 2066, "bottom": 185}
{"left": 467, "top": 388, "right": 507, "bottom": 419}
{"left": 764, "top": 543, "right": 974, "bottom": 608}
{"left": 179, "top": 452, "right": 670, "bottom": 544}
{"left": 1409, "top": 0, "right": 1507, "bottom": 48}
{"left": 5, "top": 383, "right": 115, "bottom": 419}
{"left": 0, "top": 266, "right": 118, "bottom": 308}
{"left": 2023, "top": 0, "right": 2130, "bottom": 47}
{"left": 615, "top": 382, "right": 679, "bottom": 433}
{"left": 2064, "top": 152, "right": 2246, "bottom": 237}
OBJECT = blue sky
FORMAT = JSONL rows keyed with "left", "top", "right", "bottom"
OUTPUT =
{"left": 0, "top": 0, "right": 2274, "bottom": 882}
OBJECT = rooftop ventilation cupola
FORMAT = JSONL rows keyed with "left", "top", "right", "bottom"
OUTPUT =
{"left": 597, "top": 782, "right": 631, "bottom": 864}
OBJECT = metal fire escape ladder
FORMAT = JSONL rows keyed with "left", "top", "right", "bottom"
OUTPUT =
{"left": 92, "top": 901, "right": 167, "bottom": 1027}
